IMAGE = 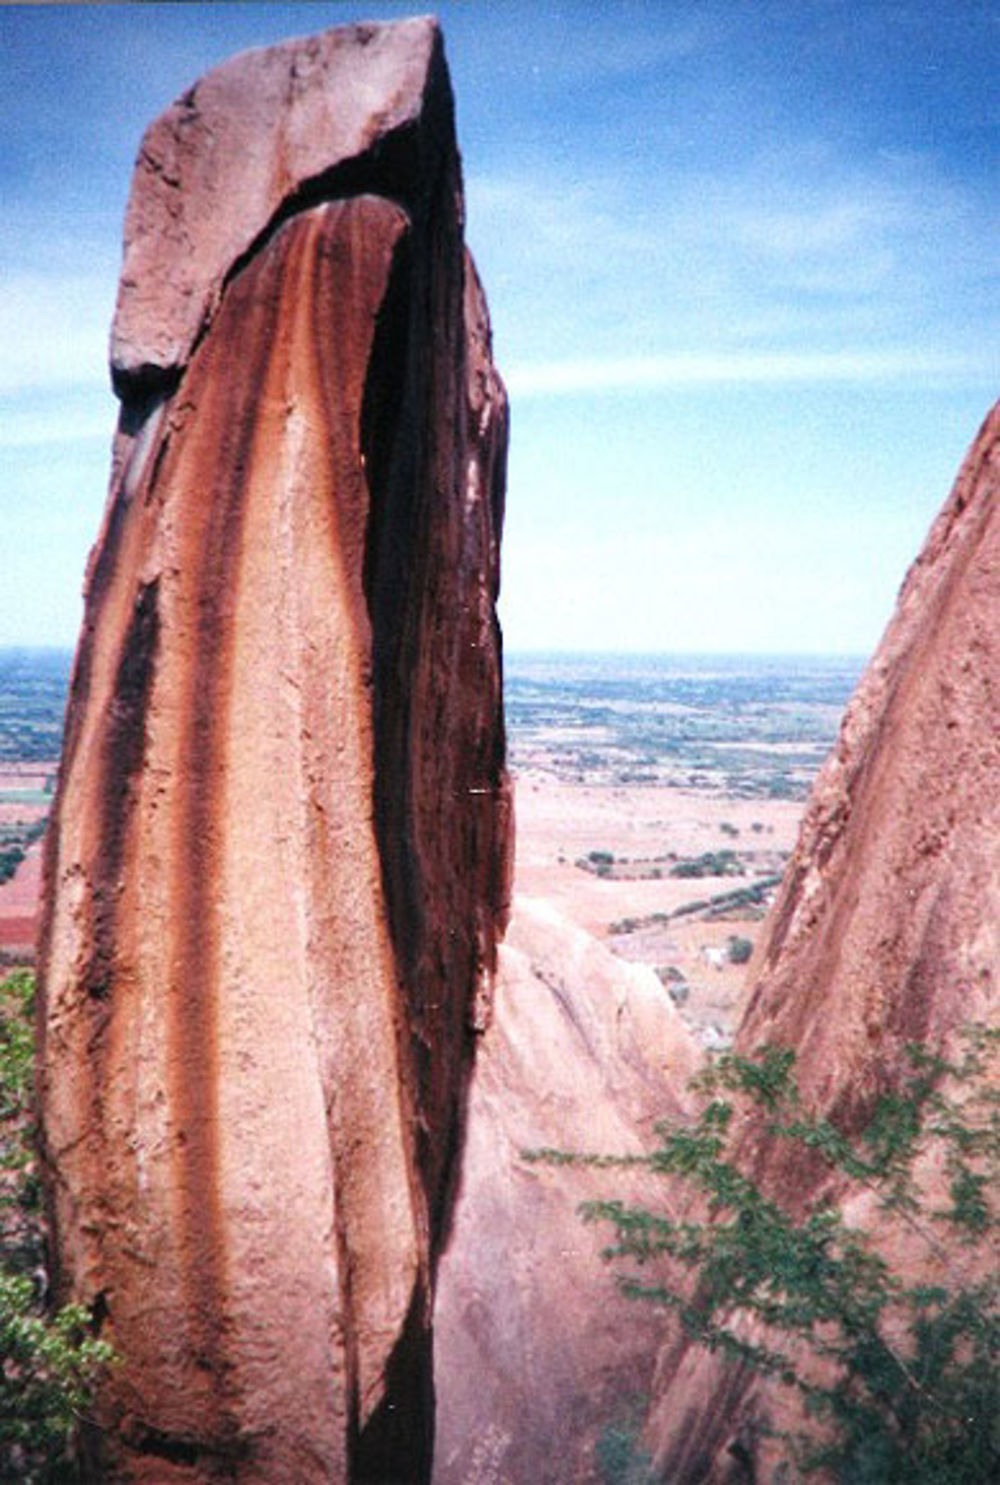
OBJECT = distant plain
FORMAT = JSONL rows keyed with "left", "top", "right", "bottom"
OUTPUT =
{"left": 506, "top": 652, "right": 862, "bottom": 1043}
{"left": 0, "top": 647, "right": 863, "bottom": 1039}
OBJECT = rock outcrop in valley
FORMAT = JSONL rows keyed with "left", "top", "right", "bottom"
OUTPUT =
{"left": 434, "top": 897, "right": 699, "bottom": 1485}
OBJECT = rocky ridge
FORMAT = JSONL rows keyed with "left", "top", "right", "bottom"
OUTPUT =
{"left": 646, "top": 401, "right": 1000, "bottom": 1480}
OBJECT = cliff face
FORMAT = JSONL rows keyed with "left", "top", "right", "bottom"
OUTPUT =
{"left": 434, "top": 897, "right": 699, "bottom": 1485}
{"left": 647, "top": 402, "right": 1000, "bottom": 1481}
{"left": 37, "top": 21, "right": 509, "bottom": 1483}
{"left": 739, "top": 402, "right": 1000, "bottom": 1105}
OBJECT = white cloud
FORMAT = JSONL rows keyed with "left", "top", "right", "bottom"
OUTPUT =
{"left": 0, "top": 271, "right": 114, "bottom": 394}
{"left": 469, "top": 139, "right": 999, "bottom": 369}
{"left": 0, "top": 395, "right": 114, "bottom": 448}
{"left": 670, "top": 148, "right": 982, "bottom": 301}
{"left": 468, "top": 175, "right": 656, "bottom": 265}
{"left": 506, "top": 347, "right": 989, "bottom": 398}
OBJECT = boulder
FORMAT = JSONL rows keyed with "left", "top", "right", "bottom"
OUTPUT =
{"left": 434, "top": 897, "right": 699, "bottom": 1485}
{"left": 38, "top": 21, "right": 509, "bottom": 1483}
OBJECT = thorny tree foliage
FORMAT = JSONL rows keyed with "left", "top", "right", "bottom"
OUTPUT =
{"left": 528, "top": 1028, "right": 1000, "bottom": 1482}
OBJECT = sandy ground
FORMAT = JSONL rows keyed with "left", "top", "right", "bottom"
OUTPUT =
{"left": 512, "top": 770, "right": 804, "bottom": 1045}
{"left": 0, "top": 764, "right": 54, "bottom": 787}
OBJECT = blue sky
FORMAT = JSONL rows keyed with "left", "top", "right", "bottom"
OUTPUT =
{"left": 2, "top": 1, "right": 998, "bottom": 653}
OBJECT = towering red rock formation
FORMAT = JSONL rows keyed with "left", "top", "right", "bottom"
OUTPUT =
{"left": 434, "top": 897, "right": 699, "bottom": 1485}
{"left": 37, "top": 20, "right": 509, "bottom": 1483}
{"left": 646, "top": 402, "right": 1000, "bottom": 1481}
{"left": 739, "top": 403, "right": 1000, "bottom": 1093}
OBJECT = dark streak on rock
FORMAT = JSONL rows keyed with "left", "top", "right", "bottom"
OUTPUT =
{"left": 352, "top": 1282, "right": 434, "bottom": 1484}
{"left": 361, "top": 216, "right": 421, "bottom": 989}
{"left": 83, "top": 579, "right": 160, "bottom": 1002}
{"left": 359, "top": 33, "right": 479, "bottom": 1270}
{"left": 167, "top": 238, "right": 276, "bottom": 1439}
{"left": 128, "top": 1421, "right": 250, "bottom": 1478}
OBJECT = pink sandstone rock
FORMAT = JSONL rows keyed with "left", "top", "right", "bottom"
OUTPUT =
{"left": 433, "top": 896, "right": 699, "bottom": 1485}
{"left": 38, "top": 21, "right": 508, "bottom": 1484}
{"left": 646, "top": 401, "right": 1000, "bottom": 1481}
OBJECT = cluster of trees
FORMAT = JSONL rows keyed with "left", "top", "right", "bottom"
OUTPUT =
{"left": 669, "top": 849, "right": 745, "bottom": 880}
{"left": 0, "top": 818, "right": 47, "bottom": 885}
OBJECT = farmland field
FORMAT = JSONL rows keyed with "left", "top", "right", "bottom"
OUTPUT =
{"left": 0, "top": 647, "right": 864, "bottom": 1026}
{"left": 505, "top": 651, "right": 863, "bottom": 1043}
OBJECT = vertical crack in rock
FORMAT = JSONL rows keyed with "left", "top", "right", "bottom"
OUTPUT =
{"left": 86, "top": 579, "right": 160, "bottom": 1006}
{"left": 38, "top": 20, "right": 508, "bottom": 1484}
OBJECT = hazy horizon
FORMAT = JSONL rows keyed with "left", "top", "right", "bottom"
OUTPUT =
{"left": 0, "top": 643, "right": 869, "bottom": 664}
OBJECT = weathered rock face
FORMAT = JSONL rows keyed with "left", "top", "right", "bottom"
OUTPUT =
{"left": 110, "top": 16, "right": 446, "bottom": 393}
{"left": 646, "top": 402, "right": 1000, "bottom": 1481}
{"left": 433, "top": 897, "right": 699, "bottom": 1485}
{"left": 739, "top": 404, "right": 1000, "bottom": 1103}
{"left": 38, "top": 21, "right": 509, "bottom": 1484}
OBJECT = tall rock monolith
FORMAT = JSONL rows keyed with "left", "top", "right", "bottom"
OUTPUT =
{"left": 646, "top": 402, "right": 1000, "bottom": 1481}
{"left": 37, "top": 20, "right": 510, "bottom": 1483}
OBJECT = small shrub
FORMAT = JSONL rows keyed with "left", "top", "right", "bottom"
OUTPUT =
{"left": 531, "top": 1029, "right": 1000, "bottom": 1482}
{"left": 655, "top": 966, "right": 684, "bottom": 985}
{"left": 670, "top": 850, "right": 744, "bottom": 880}
{"left": 727, "top": 935, "right": 753, "bottom": 965}
{"left": 0, "top": 972, "right": 115, "bottom": 1479}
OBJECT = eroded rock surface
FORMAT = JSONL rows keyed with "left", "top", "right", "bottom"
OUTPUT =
{"left": 38, "top": 20, "right": 509, "bottom": 1483}
{"left": 434, "top": 896, "right": 699, "bottom": 1485}
{"left": 646, "top": 402, "right": 1000, "bottom": 1481}
{"left": 110, "top": 16, "right": 444, "bottom": 392}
